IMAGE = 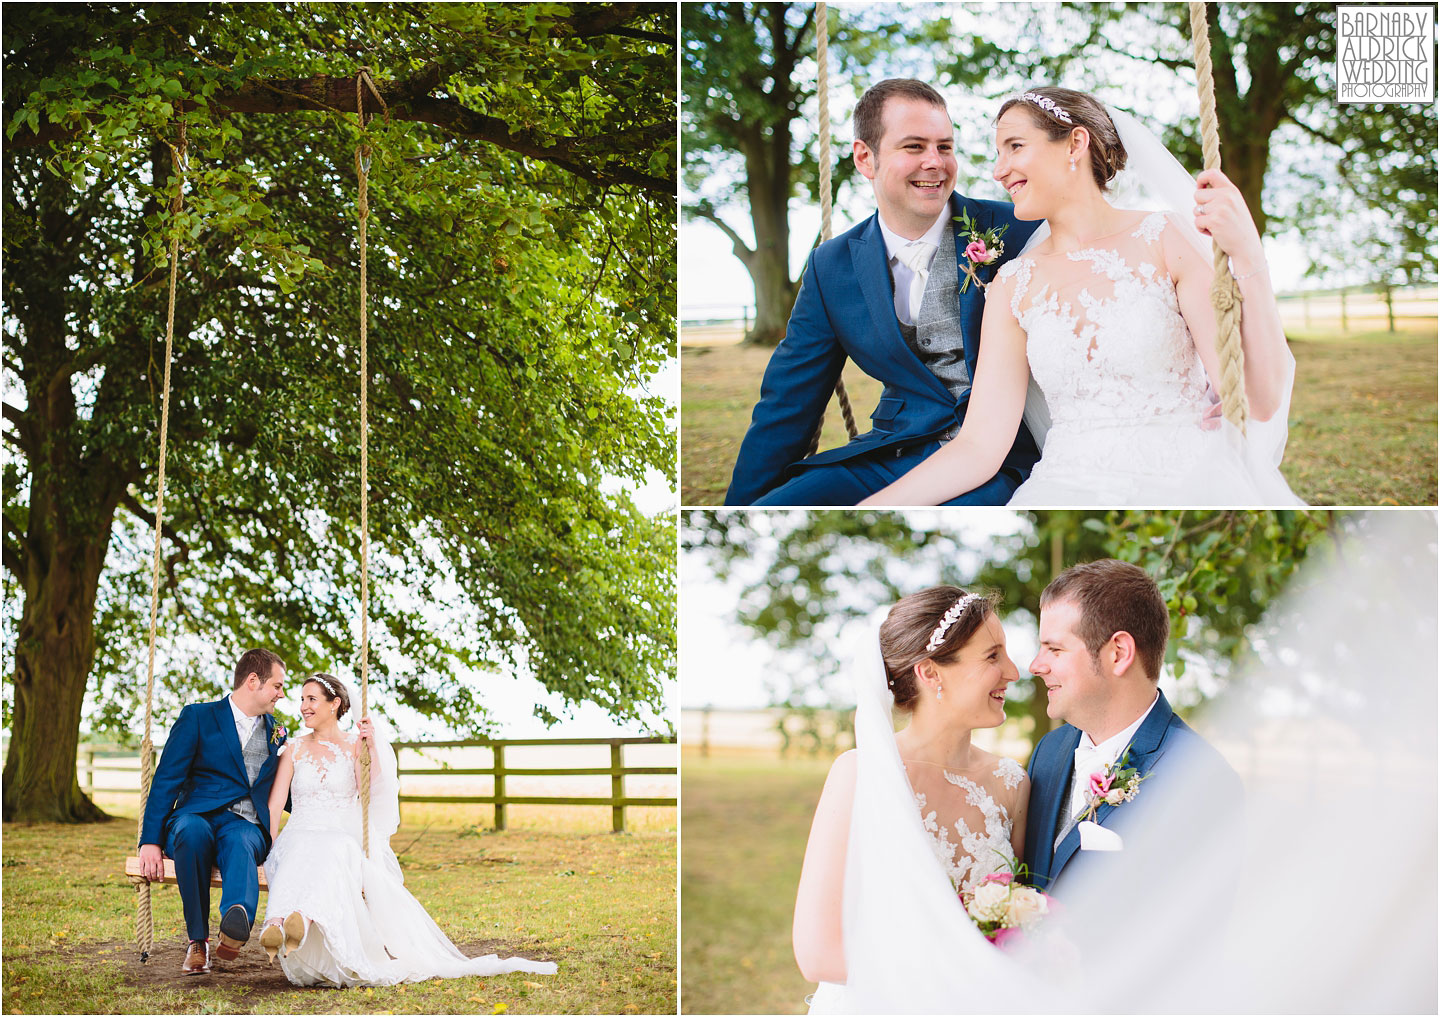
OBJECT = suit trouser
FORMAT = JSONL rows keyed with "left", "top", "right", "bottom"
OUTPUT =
{"left": 164, "top": 809, "right": 267, "bottom": 942}
{"left": 751, "top": 440, "right": 1024, "bottom": 506}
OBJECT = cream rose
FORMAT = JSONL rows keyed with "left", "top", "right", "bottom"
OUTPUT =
{"left": 1005, "top": 886, "right": 1049, "bottom": 929}
{"left": 966, "top": 880, "right": 1010, "bottom": 923}
{"left": 1105, "top": 788, "right": 1126, "bottom": 805}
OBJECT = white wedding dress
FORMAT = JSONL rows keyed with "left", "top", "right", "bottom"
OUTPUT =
{"left": 1002, "top": 210, "right": 1303, "bottom": 507}
{"left": 263, "top": 732, "right": 557, "bottom": 987}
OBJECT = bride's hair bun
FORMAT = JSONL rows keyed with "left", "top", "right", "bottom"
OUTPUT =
{"left": 305, "top": 673, "right": 351, "bottom": 721}
{"left": 879, "top": 586, "right": 998, "bottom": 711}
{"left": 999, "top": 87, "right": 1127, "bottom": 192}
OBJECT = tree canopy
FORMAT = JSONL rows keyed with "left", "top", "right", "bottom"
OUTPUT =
{"left": 2, "top": 2, "right": 677, "bottom": 822}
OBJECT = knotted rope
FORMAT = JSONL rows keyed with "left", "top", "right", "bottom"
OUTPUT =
{"left": 806, "top": 2, "right": 858, "bottom": 457}
{"left": 1189, "top": 1, "right": 1248, "bottom": 434}
{"left": 134, "top": 117, "right": 187, "bottom": 964}
{"left": 354, "top": 67, "right": 386, "bottom": 856}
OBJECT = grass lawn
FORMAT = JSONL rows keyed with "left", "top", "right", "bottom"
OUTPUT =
{"left": 681, "top": 327, "right": 1436, "bottom": 506}
{"left": 680, "top": 752, "right": 831, "bottom": 1016}
{"left": 1, "top": 813, "right": 675, "bottom": 1015}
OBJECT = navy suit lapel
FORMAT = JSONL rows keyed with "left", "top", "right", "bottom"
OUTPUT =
{"left": 215, "top": 697, "right": 248, "bottom": 780}
{"left": 947, "top": 194, "right": 1009, "bottom": 382}
{"left": 1036, "top": 725, "right": 1081, "bottom": 882}
{"left": 1051, "top": 690, "right": 1176, "bottom": 880}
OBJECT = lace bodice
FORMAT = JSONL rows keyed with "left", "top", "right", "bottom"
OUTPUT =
{"left": 999, "top": 211, "right": 1210, "bottom": 434}
{"left": 285, "top": 733, "right": 363, "bottom": 834}
{"left": 907, "top": 756, "right": 1024, "bottom": 894}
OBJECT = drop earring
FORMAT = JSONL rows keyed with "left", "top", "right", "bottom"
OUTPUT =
{"left": 1068, "top": 156, "right": 1077, "bottom": 172}
{"left": 936, "top": 682, "right": 944, "bottom": 701}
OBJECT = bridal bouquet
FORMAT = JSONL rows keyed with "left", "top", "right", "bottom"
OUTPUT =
{"left": 961, "top": 870, "right": 1054, "bottom": 949}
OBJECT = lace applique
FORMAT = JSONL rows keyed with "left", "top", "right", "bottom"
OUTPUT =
{"left": 1130, "top": 210, "right": 1168, "bottom": 244}
{"left": 994, "top": 757, "right": 1024, "bottom": 790}
{"left": 995, "top": 257, "right": 1032, "bottom": 319}
{"left": 910, "top": 768, "right": 1018, "bottom": 894}
{"left": 288, "top": 734, "right": 362, "bottom": 822}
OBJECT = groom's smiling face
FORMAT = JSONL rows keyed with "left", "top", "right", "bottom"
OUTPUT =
{"left": 1031, "top": 598, "right": 1106, "bottom": 724}
{"left": 854, "top": 97, "right": 957, "bottom": 238}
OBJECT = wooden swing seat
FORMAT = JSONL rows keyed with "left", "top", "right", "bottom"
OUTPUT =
{"left": 124, "top": 855, "right": 269, "bottom": 891}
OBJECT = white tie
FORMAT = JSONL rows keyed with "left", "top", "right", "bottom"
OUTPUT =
{"left": 1058, "top": 743, "right": 1107, "bottom": 845}
{"left": 895, "top": 240, "right": 937, "bottom": 323}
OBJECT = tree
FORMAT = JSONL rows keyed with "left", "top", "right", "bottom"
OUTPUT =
{"left": 3, "top": 3, "right": 676, "bottom": 823}
{"left": 681, "top": 2, "right": 912, "bottom": 344}
{"left": 934, "top": 2, "right": 1436, "bottom": 276}
{"left": 682, "top": 509, "right": 1342, "bottom": 741}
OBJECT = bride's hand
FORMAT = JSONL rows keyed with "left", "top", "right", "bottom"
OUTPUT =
{"left": 357, "top": 717, "right": 375, "bottom": 745}
{"left": 1192, "top": 168, "right": 1267, "bottom": 277}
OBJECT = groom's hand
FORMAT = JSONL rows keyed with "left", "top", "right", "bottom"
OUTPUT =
{"left": 137, "top": 843, "right": 166, "bottom": 881}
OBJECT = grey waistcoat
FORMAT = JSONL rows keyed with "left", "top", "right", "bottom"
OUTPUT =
{"left": 228, "top": 719, "right": 268, "bottom": 824}
{"left": 897, "top": 223, "right": 972, "bottom": 409}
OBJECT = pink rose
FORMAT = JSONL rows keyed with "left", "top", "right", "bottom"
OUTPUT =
{"left": 1088, "top": 770, "right": 1114, "bottom": 797}
{"left": 982, "top": 871, "right": 1013, "bottom": 885}
{"left": 964, "top": 240, "right": 995, "bottom": 264}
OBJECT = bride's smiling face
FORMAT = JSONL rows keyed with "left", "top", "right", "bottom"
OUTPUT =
{"left": 992, "top": 108, "right": 1077, "bottom": 221}
{"left": 299, "top": 682, "right": 339, "bottom": 730}
{"left": 930, "top": 613, "right": 1019, "bottom": 728}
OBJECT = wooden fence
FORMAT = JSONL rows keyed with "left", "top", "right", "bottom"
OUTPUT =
{"left": 77, "top": 735, "right": 676, "bottom": 834}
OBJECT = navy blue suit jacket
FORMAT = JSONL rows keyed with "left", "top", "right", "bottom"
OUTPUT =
{"left": 1024, "top": 689, "right": 1243, "bottom": 895}
{"left": 725, "top": 193, "right": 1042, "bottom": 505}
{"left": 138, "top": 697, "right": 287, "bottom": 849}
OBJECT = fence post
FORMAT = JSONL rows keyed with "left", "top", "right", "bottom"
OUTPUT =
{"left": 701, "top": 706, "right": 711, "bottom": 759}
{"left": 493, "top": 743, "right": 507, "bottom": 832}
{"left": 83, "top": 747, "right": 94, "bottom": 794}
{"left": 1384, "top": 284, "right": 1395, "bottom": 332}
{"left": 1340, "top": 287, "right": 1349, "bottom": 332}
{"left": 611, "top": 740, "right": 624, "bottom": 833}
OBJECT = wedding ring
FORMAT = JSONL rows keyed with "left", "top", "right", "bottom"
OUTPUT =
{"left": 1193, "top": 204, "right": 1204, "bottom": 216}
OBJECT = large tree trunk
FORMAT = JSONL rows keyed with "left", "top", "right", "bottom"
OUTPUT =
{"left": 741, "top": 116, "right": 800, "bottom": 346}
{"left": 4, "top": 531, "right": 116, "bottom": 823}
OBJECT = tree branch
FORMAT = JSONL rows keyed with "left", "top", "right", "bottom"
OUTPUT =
{"left": 5, "top": 72, "right": 674, "bottom": 196}
{"left": 683, "top": 202, "right": 754, "bottom": 264}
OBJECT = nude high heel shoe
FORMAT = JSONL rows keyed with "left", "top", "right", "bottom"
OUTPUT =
{"left": 283, "top": 911, "right": 306, "bottom": 954}
{"left": 258, "top": 922, "right": 284, "bottom": 963}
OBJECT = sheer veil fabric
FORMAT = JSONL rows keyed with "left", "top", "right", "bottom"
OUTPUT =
{"left": 1016, "top": 103, "right": 1296, "bottom": 506}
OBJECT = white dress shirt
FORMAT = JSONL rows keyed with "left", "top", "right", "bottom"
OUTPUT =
{"left": 228, "top": 693, "right": 261, "bottom": 748}
{"left": 1064, "top": 690, "right": 1160, "bottom": 830}
{"left": 877, "top": 210, "right": 950, "bottom": 325}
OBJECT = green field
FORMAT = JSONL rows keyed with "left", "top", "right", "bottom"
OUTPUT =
{"left": 2, "top": 812, "right": 675, "bottom": 1015}
{"left": 680, "top": 752, "right": 830, "bottom": 1016}
{"left": 682, "top": 328, "right": 1438, "bottom": 506}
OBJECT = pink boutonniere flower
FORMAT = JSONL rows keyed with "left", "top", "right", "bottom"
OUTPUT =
{"left": 953, "top": 208, "right": 1010, "bottom": 294}
{"left": 1079, "top": 744, "right": 1151, "bottom": 823}
{"left": 271, "top": 724, "right": 286, "bottom": 746}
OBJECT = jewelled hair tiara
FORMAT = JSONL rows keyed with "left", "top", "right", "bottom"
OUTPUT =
{"left": 1022, "top": 91, "right": 1074, "bottom": 125}
{"left": 309, "top": 674, "right": 342, "bottom": 697}
{"left": 925, "top": 593, "right": 983, "bottom": 653}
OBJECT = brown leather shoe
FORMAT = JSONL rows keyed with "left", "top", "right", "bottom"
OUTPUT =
{"left": 181, "top": 939, "right": 210, "bottom": 975}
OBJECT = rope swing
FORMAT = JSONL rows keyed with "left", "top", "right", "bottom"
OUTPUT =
{"left": 353, "top": 66, "right": 387, "bottom": 858}
{"left": 1188, "top": 1, "right": 1248, "bottom": 434}
{"left": 133, "top": 117, "right": 187, "bottom": 965}
{"left": 807, "top": 2, "right": 858, "bottom": 457}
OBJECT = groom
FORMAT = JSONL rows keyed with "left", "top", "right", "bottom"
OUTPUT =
{"left": 137, "top": 648, "right": 289, "bottom": 975}
{"left": 1024, "top": 560, "right": 1242, "bottom": 901}
{"left": 725, "top": 78, "right": 1042, "bottom": 506}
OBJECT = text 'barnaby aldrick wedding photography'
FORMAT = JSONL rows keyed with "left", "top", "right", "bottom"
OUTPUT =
{"left": 1337, "top": 5, "right": 1435, "bottom": 102}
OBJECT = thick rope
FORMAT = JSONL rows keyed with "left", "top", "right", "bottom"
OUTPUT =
{"left": 135, "top": 118, "right": 187, "bottom": 964}
{"left": 354, "top": 68, "right": 385, "bottom": 856}
{"left": 806, "top": 3, "right": 858, "bottom": 457}
{"left": 1189, "top": 1, "right": 1248, "bottom": 435}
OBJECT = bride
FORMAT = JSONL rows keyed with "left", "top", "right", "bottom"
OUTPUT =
{"left": 862, "top": 87, "right": 1302, "bottom": 507}
{"left": 794, "top": 587, "right": 1052, "bottom": 1013}
{"left": 259, "top": 673, "right": 558, "bottom": 986}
